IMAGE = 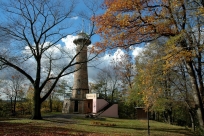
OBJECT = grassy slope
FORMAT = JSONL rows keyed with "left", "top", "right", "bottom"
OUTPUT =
{"left": 0, "top": 115, "right": 196, "bottom": 136}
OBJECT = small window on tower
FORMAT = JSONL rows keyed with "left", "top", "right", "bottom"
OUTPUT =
{"left": 77, "top": 89, "right": 81, "bottom": 95}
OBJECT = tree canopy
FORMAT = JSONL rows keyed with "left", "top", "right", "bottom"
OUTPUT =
{"left": 94, "top": 0, "right": 204, "bottom": 129}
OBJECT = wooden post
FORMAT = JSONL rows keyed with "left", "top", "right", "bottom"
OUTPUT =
{"left": 147, "top": 107, "right": 150, "bottom": 136}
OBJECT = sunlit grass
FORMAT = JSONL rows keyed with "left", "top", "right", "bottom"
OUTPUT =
{"left": 70, "top": 117, "right": 194, "bottom": 136}
{"left": 0, "top": 115, "right": 197, "bottom": 136}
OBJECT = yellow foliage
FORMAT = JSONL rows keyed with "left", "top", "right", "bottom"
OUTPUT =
{"left": 198, "top": 7, "right": 204, "bottom": 16}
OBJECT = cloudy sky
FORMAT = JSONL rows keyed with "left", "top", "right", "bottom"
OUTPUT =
{"left": 58, "top": 34, "right": 144, "bottom": 86}
{"left": 0, "top": 33, "right": 143, "bottom": 99}
{"left": 0, "top": 0, "right": 144, "bottom": 99}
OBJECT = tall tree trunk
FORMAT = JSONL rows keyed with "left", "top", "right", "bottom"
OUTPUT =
{"left": 186, "top": 61, "right": 204, "bottom": 128}
{"left": 13, "top": 91, "right": 17, "bottom": 115}
{"left": 32, "top": 88, "right": 42, "bottom": 120}
{"left": 111, "top": 89, "right": 115, "bottom": 103}
{"left": 49, "top": 95, "right": 52, "bottom": 112}
{"left": 167, "top": 108, "right": 173, "bottom": 124}
{"left": 10, "top": 97, "right": 13, "bottom": 114}
{"left": 13, "top": 95, "right": 17, "bottom": 115}
{"left": 133, "top": 101, "right": 136, "bottom": 119}
{"left": 105, "top": 89, "right": 107, "bottom": 100}
{"left": 189, "top": 110, "right": 195, "bottom": 131}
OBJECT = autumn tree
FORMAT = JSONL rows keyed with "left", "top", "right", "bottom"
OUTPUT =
{"left": 133, "top": 41, "right": 195, "bottom": 125}
{"left": 112, "top": 51, "right": 135, "bottom": 93}
{"left": 1, "top": 71, "right": 25, "bottom": 115}
{"left": 25, "top": 85, "right": 34, "bottom": 114}
{"left": 170, "top": 63, "right": 197, "bottom": 129}
{"left": 94, "top": 0, "right": 204, "bottom": 129}
{"left": 134, "top": 41, "right": 174, "bottom": 122}
{"left": 0, "top": 0, "right": 97, "bottom": 119}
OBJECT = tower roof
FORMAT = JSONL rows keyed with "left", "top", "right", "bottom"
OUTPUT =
{"left": 73, "top": 31, "right": 91, "bottom": 45}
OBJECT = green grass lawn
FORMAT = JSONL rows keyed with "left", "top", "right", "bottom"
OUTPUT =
{"left": 0, "top": 114, "right": 197, "bottom": 136}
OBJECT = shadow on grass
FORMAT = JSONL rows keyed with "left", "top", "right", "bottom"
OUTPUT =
{"left": 81, "top": 121, "right": 195, "bottom": 136}
{"left": 0, "top": 121, "right": 102, "bottom": 136}
{"left": 43, "top": 118, "right": 77, "bottom": 125}
{"left": 42, "top": 114, "right": 72, "bottom": 119}
{"left": 0, "top": 117, "right": 21, "bottom": 122}
{"left": 0, "top": 116, "right": 196, "bottom": 136}
{"left": 75, "top": 117, "right": 107, "bottom": 121}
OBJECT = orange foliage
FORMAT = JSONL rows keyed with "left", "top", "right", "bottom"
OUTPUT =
{"left": 93, "top": 0, "right": 179, "bottom": 51}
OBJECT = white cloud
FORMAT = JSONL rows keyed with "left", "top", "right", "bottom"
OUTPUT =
{"left": 132, "top": 47, "right": 144, "bottom": 57}
{"left": 62, "top": 35, "right": 77, "bottom": 51}
{"left": 87, "top": 48, "right": 126, "bottom": 82}
{"left": 113, "top": 49, "right": 125, "bottom": 61}
{"left": 71, "top": 16, "right": 78, "bottom": 20}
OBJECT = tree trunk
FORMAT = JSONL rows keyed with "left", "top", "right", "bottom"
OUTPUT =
{"left": 186, "top": 61, "right": 204, "bottom": 128}
{"left": 133, "top": 102, "right": 136, "bottom": 119}
{"left": 167, "top": 108, "right": 173, "bottom": 124}
{"left": 13, "top": 95, "right": 17, "bottom": 115}
{"left": 111, "top": 89, "right": 115, "bottom": 103}
{"left": 105, "top": 89, "right": 107, "bottom": 100}
{"left": 49, "top": 95, "right": 52, "bottom": 112}
{"left": 10, "top": 97, "right": 13, "bottom": 114}
{"left": 13, "top": 91, "right": 17, "bottom": 115}
{"left": 32, "top": 88, "right": 42, "bottom": 120}
{"left": 189, "top": 110, "right": 195, "bottom": 131}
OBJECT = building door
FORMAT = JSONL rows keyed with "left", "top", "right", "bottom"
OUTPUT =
{"left": 74, "top": 100, "right": 78, "bottom": 112}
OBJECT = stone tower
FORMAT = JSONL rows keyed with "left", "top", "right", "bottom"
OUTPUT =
{"left": 62, "top": 32, "right": 92, "bottom": 114}
{"left": 72, "top": 32, "right": 91, "bottom": 100}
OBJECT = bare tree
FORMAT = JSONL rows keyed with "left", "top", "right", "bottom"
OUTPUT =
{"left": 92, "top": 66, "right": 120, "bottom": 103}
{"left": 0, "top": 0, "right": 97, "bottom": 119}
{"left": 1, "top": 70, "right": 25, "bottom": 115}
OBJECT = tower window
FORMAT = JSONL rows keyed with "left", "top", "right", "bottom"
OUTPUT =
{"left": 77, "top": 89, "right": 81, "bottom": 95}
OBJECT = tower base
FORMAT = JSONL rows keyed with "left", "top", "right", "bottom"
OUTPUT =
{"left": 62, "top": 98, "right": 92, "bottom": 114}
